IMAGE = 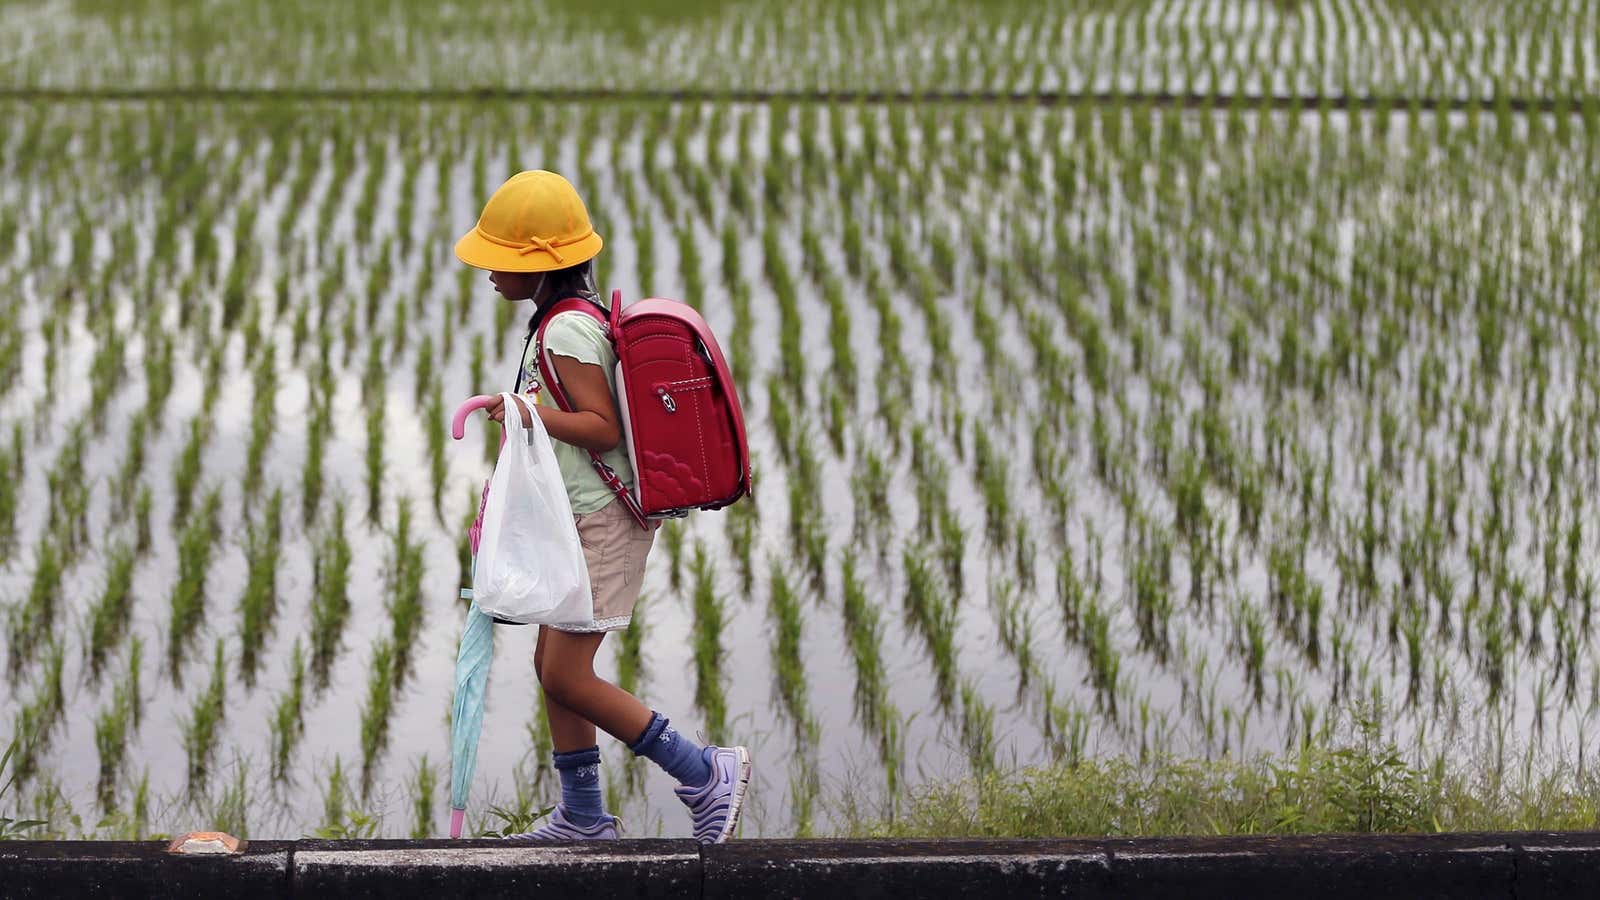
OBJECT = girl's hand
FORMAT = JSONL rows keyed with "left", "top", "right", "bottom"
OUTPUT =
{"left": 485, "top": 393, "right": 536, "bottom": 428}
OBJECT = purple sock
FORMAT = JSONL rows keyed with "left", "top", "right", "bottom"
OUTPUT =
{"left": 552, "top": 745, "right": 604, "bottom": 826}
{"left": 626, "top": 710, "right": 713, "bottom": 787}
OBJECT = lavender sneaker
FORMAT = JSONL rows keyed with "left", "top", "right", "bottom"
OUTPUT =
{"left": 504, "top": 802, "right": 622, "bottom": 841}
{"left": 673, "top": 745, "right": 752, "bottom": 844}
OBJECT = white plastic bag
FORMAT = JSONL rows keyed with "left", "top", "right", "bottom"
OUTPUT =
{"left": 472, "top": 392, "right": 593, "bottom": 626}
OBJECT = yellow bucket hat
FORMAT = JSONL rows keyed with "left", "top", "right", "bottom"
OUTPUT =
{"left": 453, "top": 170, "right": 604, "bottom": 273}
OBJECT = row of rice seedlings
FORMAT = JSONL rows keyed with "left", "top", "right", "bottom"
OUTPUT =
{"left": 236, "top": 488, "right": 283, "bottom": 687}
{"left": 270, "top": 642, "right": 307, "bottom": 784}
{"left": 760, "top": 221, "right": 806, "bottom": 397}
{"left": 182, "top": 639, "right": 228, "bottom": 798}
{"left": 308, "top": 500, "right": 353, "bottom": 692}
{"left": 165, "top": 486, "right": 223, "bottom": 680}
{"left": 84, "top": 541, "right": 136, "bottom": 684}
{"left": 688, "top": 542, "right": 728, "bottom": 743}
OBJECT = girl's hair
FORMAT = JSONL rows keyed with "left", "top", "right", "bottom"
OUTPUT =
{"left": 524, "top": 259, "right": 600, "bottom": 338}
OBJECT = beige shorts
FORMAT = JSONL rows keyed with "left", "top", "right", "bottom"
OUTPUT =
{"left": 550, "top": 499, "right": 661, "bottom": 633}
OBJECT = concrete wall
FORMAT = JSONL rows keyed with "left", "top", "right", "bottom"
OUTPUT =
{"left": 0, "top": 832, "right": 1595, "bottom": 898}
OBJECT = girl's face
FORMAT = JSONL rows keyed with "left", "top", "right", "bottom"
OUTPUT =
{"left": 488, "top": 270, "right": 546, "bottom": 302}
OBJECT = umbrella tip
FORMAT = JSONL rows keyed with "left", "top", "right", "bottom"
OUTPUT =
{"left": 449, "top": 808, "right": 466, "bottom": 839}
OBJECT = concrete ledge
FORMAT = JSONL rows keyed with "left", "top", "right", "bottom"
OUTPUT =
{"left": 291, "top": 839, "right": 700, "bottom": 899}
{"left": 0, "top": 833, "right": 1594, "bottom": 898}
{"left": 0, "top": 840, "right": 293, "bottom": 899}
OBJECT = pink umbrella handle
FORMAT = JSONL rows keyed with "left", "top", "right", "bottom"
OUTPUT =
{"left": 450, "top": 807, "right": 465, "bottom": 839}
{"left": 451, "top": 395, "right": 501, "bottom": 440}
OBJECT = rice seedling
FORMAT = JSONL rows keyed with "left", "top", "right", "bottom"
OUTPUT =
{"left": 7, "top": 541, "right": 62, "bottom": 680}
{"left": 133, "top": 484, "right": 153, "bottom": 558}
{"left": 689, "top": 542, "right": 727, "bottom": 743}
{"left": 364, "top": 359, "right": 387, "bottom": 526}
{"left": 427, "top": 382, "right": 448, "bottom": 524}
{"left": 8, "top": 641, "right": 65, "bottom": 787}
{"left": 166, "top": 487, "right": 223, "bottom": 680}
{"left": 237, "top": 488, "right": 283, "bottom": 687}
{"left": 0, "top": 424, "right": 19, "bottom": 562}
{"left": 724, "top": 495, "right": 757, "bottom": 596}
{"left": 661, "top": 518, "right": 686, "bottom": 594}
{"left": 359, "top": 639, "right": 396, "bottom": 800}
{"left": 84, "top": 542, "right": 136, "bottom": 685}
{"left": 902, "top": 545, "right": 958, "bottom": 715}
{"left": 409, "top": 755, "right": 437, "bottom": 839}
{"left": 110, "top": 414, "right": 147, "bottom": 524}
{"left": 309, "top": 500, "right": 353, "bottom": 693}
{"left": 182, "top": 640, "right": 228, "bottom": 798}
{"left": 386, "top": 498, "right": 426, "bottom": 687}
{"left": 766, "top": 559, "right": 814, "bottom": 749}
{"left": 315, "top": 757, "right": 381, "bottom": 839}
{"left": 243, "top": 342, "right": 278, "bottom": 504}
{"left": 270, "top": 642, "right": 306, "bottom": 784}
{"left": 958, "top": 679, "right": 997, "bottom": 778}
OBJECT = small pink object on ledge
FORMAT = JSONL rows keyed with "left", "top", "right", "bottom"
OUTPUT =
{"left": 166, "top": 831, "right": 246, "bottom": 855}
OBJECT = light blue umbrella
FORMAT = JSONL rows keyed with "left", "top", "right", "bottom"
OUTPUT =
{"left": 449, "top": 588, "right": 494, "bottom": 837}
{"left": 448, "top": 396, "right": 503, "bottom": 838}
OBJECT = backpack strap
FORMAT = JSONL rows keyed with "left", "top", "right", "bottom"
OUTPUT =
{"left": 534, "top": 295, "right": 651, "bottom": 531}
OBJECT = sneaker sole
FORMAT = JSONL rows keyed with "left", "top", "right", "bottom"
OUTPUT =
{"left": 709, "top": 746, "right": 753, "bottom": 844}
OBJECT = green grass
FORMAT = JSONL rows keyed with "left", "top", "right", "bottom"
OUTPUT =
{"left": 836, "top": 711, "right": 1600, "bottom": 838}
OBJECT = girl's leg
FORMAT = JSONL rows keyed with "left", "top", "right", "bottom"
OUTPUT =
{"left": 535, "top": 625, "right": 713, "bottom": 788}
{"left": 535, "top": 625, "right": 652, "bottom": 750}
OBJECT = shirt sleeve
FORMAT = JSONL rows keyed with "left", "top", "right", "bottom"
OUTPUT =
{"left": 542, "top": 311, "right": 608, "bottom": 368}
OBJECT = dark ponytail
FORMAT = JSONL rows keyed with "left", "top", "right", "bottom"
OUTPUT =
{"left": 524, "top": 258, "right": 601, "bottom": 339}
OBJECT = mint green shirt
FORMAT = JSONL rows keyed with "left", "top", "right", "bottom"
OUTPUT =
{"left": 517, "top": 305, "right": 635, "bottom": 516}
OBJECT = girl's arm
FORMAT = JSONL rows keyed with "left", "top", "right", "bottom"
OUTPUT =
{"left": 499, "top": 356, "right": 621, "bottom": 455}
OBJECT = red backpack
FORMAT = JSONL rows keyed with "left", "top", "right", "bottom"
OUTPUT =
{"left": 533, "top": 290, "right": 751, "bottom": 529}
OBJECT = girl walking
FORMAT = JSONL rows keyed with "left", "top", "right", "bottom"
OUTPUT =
{"left": 453, "top": 170, "right": 752, "bottom": 842}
